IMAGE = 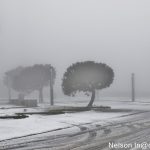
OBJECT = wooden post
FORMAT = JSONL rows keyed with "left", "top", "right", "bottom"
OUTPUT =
{"left": 50, "top": 68, "right": 54, "bottom": 106}
{"left": 131, "top": 73, "right": 135, "bottom": 102}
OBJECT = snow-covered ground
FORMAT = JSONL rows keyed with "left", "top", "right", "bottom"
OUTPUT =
{"left": 0, "top": 97, "right": 150, "bottom": 141}
{"left": 0, "top": 109, "right": 127, "bottom": 141}
{"left": 45, "top": 96, "right": 150, "bottom": 110}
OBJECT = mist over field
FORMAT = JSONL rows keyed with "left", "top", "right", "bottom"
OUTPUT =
{"left": 0, "top": 0, "right": 150, "bottom": 99}
{"left": 1, "top": 2, "right": 150, "bottom": 149}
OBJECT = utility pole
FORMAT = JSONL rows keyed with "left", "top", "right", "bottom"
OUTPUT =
{"left": 131, "top": 73, "right": 135, "bottom": 102}
{"left": 50, "top": 67, "right": 54, "bottom": 106}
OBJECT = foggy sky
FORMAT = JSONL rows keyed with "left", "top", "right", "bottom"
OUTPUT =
{"left": 0, "top": 0, "right": 150, "bottom": 98}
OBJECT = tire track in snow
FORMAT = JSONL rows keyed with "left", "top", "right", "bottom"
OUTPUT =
{"left": 0, "top": 123, "right": 97, "bottom": 150}
{"left": 1, "top": 111, "right": 150, "bottom": 150}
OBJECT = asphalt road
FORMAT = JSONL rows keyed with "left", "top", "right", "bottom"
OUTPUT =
{"left": 0, "top": 111, "right": 150, "bottom": 150}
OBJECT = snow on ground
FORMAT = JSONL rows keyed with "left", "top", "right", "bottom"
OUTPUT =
{"left": 0, "top": 97, "right": 150, "bottom": 141}
{"left": 0, "top": 108, "right": 127, "bottom": 141}
{"left": 95, "top": 100, "right": 150, "bottom": 110}
{"left": 51, "top": 96, "right": 150, "bottom": 110}
{"left": 0, "top": 114, "right": 68, "bottom": 140}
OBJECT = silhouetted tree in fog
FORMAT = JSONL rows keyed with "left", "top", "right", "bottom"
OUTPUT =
{"left": 12, "top": 64, "right": 56, "bottom": 103}
{"left": 3, "top": 66, "right": 24, "bottom": 100}
{"left": 62, "top": 61, "right": 114, "bottom": 108}
{"left": 4, "top": 65, "right": 56, "bottom": 103}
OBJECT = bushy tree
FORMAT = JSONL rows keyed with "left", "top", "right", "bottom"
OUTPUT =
{"left": 13, "top": 64, "right": 56, "bottom": 103}
{"left": 3, "top": 66, "right": 24, "bottom": 100}
{"left": 4, "top": 65, "right": 56, "bottom": 103}
{"left": 62, "top": 61, "right": 114, "bottom": 108}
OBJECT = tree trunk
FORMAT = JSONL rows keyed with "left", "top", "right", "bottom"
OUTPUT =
{"left": 50, "top": 80, "right": 54, "bottom": 105}
{"left": 87, "top": 90, "right": 95, "bottom": 108}
{"left": 39, "top": 88, "right": 43, "bottom": 103}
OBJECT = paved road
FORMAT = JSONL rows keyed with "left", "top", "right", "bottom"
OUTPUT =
{"left": 0, "top": 111, "right": 150, "bottom": 150}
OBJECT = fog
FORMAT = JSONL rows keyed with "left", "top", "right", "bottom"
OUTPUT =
{"left": 0, "top": 0, "right": 150, "bottom": 98}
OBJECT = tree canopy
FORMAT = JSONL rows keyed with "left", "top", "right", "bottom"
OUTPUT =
{"left": 4, "top": 64, "right": 56, "bottom": 102}
{"left": 3, "top": 66, "right": 24, "bottom": 100}
{"left": 62, "top": 61, "right": 114, "bottom": 107}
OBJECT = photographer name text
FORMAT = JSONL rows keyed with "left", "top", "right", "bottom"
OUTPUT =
{"left": 109, "top": 142, "right": 150, "bottom": 149}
